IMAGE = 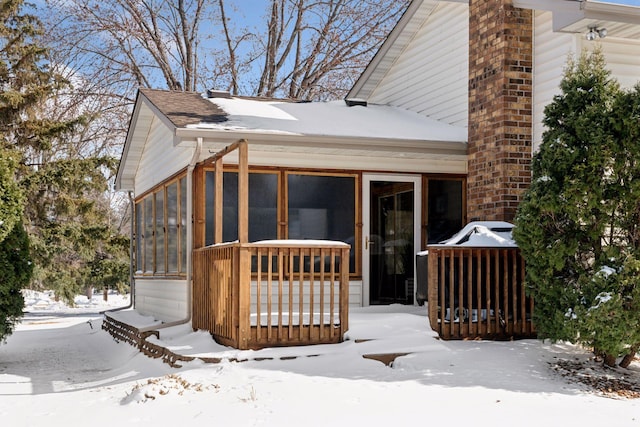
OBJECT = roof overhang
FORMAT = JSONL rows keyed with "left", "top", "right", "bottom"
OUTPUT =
{"left": 514, "top": 0, "right": 640, "bottom": 39}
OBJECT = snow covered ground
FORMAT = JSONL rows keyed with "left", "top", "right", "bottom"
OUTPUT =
{"left": 1, "top": 291, "right": 639, "bottom": 427}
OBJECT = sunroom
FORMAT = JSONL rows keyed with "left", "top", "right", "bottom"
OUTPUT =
{"left": 110, "top": 88, "right": 468, "bottom": 349}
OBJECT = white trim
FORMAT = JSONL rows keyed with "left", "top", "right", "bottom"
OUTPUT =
{"left": 362, "top": 173, "right": 422, "bottom": 307}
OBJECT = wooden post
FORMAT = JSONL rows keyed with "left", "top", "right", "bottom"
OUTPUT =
{"left": 238, "top": 139, "right": 248, "bottom": 244}
{"left": 192, "top": 164, "right": 206, "bottom": 249}
{"left": 340, "top": 247, "right": 350, "bottom": 337}
{"left": 427, "top": 247, "right": 438, "bottom": 333}
{"left": 237, "top": 139, "right": 250, "bottom": 348}
{"left": 214, "top": 157, "right": 223, "bottom": 244}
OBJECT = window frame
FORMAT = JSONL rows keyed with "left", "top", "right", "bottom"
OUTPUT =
{"left": 134, "top": 172, "right": 188, "bottom": 278}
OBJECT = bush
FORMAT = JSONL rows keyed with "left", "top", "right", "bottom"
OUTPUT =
{"left": 514, "top": 49, "right": 640, "bottom": 367}
{"left": 0, "top": 221, "right": 33, "bottom": 342}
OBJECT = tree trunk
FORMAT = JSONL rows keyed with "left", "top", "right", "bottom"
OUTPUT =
{"left": 85, "top": 286, "right": 93, "bottom": 300}
{"left": 620, "top": 344, "right": 639, "bottom": 368}
{"left": 103, "top": 286, "right": 108, "bottom": 302}
{"left": 603, "top": 353, "right": 617, "bottom": 367}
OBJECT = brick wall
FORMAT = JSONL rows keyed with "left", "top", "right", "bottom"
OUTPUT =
{"left": 467, "top": 0, "right": 533, "bottom": 222}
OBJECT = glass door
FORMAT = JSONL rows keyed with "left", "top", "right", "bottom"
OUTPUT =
{"left": 363, "top": 175, "right": 421, "bottom": 306}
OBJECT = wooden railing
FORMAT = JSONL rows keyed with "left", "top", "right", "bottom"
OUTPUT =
{"left": 192, "top": 241, "right": 350, "bottom": 349}
{"left": 427, "top": 246, "right": 535, "bottom": 340}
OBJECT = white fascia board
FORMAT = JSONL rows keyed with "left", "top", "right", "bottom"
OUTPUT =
{"left": 115, "top": 94, "right": 149, "bottom": 192}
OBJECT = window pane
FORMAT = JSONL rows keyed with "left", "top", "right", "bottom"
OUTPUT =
{"left": 135, "top": 201, "right": 143, "bottom": 273}
{"left": 206, "top": 171, "right": 278, "bottom": 243}
{"left": 144, "top": 196, "right": 154, "bottom": 273}
{"left": 155, "top": 190, "right": 165, "bottom": 273}
{"left": 180, "top": 177, "right": 187, "bottom": 273}
{"left": 205, "top": 171, "right": 215, "bottom": 246}
{"left": 166, "top": 182, "right": 178, "bottom": 272}
{"left": 427, "top": 179, "right": 463, "bottom": 243}
{"left": 287, "top": 174, "right": 355, "bottom": 272}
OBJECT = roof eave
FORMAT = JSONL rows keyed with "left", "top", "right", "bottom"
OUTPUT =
{"left": 174, "top": 127, "right": 467, "bottom": 157}
{"left": 115, "top": 90, "right": 178, "bottom": 192}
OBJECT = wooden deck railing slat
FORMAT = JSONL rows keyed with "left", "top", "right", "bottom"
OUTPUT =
{"left": 427, "top": 246, "right": 535, "bottom": 340}
{"left": 192, "top": 242, "right": 349, "bottom": 349}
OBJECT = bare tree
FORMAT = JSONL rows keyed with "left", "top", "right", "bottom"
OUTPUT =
{"left": 43, "top": 0, "right": 407, "bottom": 101}
{"left": 222, "top": 0, "right": 409, "bottom": 100}
{"left": 44, "top": 0, "right": 207, "bottom": 94}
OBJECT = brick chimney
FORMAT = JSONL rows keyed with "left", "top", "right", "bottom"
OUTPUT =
{"left": 467, "top": 0, "right": 533, "bottom": 222}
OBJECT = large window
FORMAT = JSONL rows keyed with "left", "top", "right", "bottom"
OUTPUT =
{"left": 287, "top": 173, "right": 356, "bottom": 272}
{"left": 135, "top": 175, "right": 187, "bottom": 276}
{"left": 287, "top": 174, "right": 355, "bottom": 241}
{"left": 205, "top": 171, "right": 278, "bottom": 245}
{"left": 205, "top": 169, "right": 357, "bottom": 273}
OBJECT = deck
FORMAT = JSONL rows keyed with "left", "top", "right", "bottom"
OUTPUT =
{"left": 427, "top": 245, "right": 536, "bottom": 340}
{"left": 192, "top": 240, "right": 350, "bottom": 349}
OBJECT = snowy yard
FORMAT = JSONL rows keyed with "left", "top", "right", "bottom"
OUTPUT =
{"left": 0, "top": 291, "right": 639, "bottom": 427}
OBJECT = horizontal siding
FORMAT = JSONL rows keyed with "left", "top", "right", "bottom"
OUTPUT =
{"left": 243, "top": 145, "right": 468, "bottom": 174}
{"left": 134, "top": 117, "right": 194, "bottom": 195}
{"left": 533, "top": 11, "right": 580, "bottom": 152}
{"left": 592, "top": 38, "right": 640, "bottom": 89}
{"left": 135, "top": 279, "right": 189, "bottom": 322}
{"left": 533, "top": 11, "right": 640, "bottom": 151}
{"left": 369, "top": 3, "right": 469, "bottom": 127}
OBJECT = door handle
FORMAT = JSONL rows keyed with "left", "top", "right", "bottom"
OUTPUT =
{"left": 366, "top": 236, "right": 375, "bottom": 250}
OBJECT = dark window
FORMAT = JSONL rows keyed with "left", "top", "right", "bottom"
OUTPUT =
{"left": 166, "top": 182, "right": 178, "bottom": 273}
{"left": 135, "top": 202, "right": 143, "bottom": 272}
{"left": 155, "top": 189, "right": 165, "bottom": 273}
{"left": 180, "top": 177, "right": 187, "bottom": 273}
{"left": 287, "top": 174, "right": 356, "bottom": 272}
{"left": 205, "top": 171, "right": 278, "bottom": 244}
{"left": 427, "top": 179, "right": 463, "bottom": 243}
{"left": 144, "top": 196, "right": 154, "bottom": 273}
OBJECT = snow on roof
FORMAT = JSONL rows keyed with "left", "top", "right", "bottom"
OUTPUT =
{"left": 188, "top": 97, "right": 467, "bottom": 143}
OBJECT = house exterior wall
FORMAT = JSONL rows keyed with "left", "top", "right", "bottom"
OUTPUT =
{"left": 368, "top": 2, "right": 469, "bottom": 127}
{"left": 467, "top": 0, "right": 533, "bottom": 222}
{"left": 135, "top": 279, "right": 189, "bottom": 322}
{"left": 134, "top": 117, "right": 194, "bottom": 196}
{"left": 533, "top": 11, "right": 640, "bottom": 151}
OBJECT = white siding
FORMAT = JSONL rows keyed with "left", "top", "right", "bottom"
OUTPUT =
{"left": 369, "top": 3, "right": 469, "bottom": 127}
{"left": 533, "top": 11, "right": 640, "bottom": 151}
{"left": 533, "top": 11, "right": 579, "bottom": 152}
{"left": 134, "top": 117, "right": 194, "bottom": 195}
{"left": 242, "top": 148, "right": 467, "bottom": 174}
{"left": 589, "top": 38, "right": 640, "bottom": 89}
{"left": 135, "top": 279, "right": 189, "bottom": 322}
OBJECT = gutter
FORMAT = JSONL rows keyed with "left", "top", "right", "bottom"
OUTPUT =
{"left": 137, "top": 137, "right": 202, "bottom": 334}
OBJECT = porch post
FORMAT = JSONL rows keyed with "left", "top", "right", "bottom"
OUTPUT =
{"left": 237, "top": 139, "right": 251, "bottom": 348}
{"left": 214, "top": 157, "right": 223, "bottom": 244}
{"left": 238, "top": 139, "right": 249, "bottom": 244}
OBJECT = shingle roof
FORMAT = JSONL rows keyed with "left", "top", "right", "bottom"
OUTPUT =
{"left": 139, "top": 88, "right": 227, "bottom": 128}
